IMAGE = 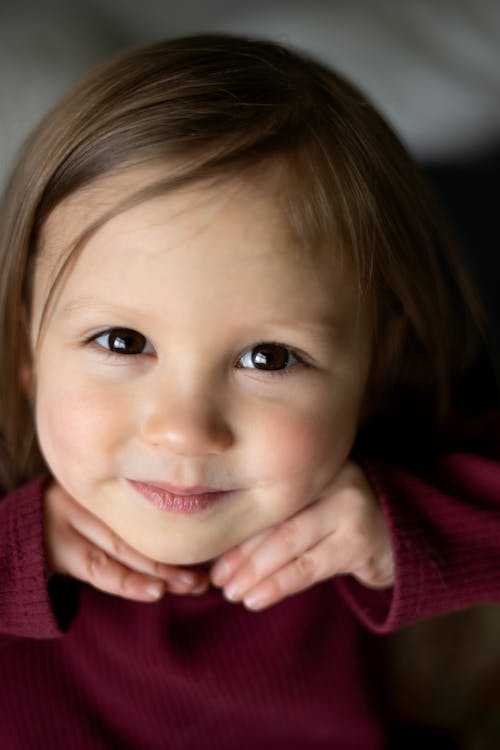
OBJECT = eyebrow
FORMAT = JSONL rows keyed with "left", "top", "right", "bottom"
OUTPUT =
{"left": 57, "top": 295, "right": 339, "bottom": 336}
{"left": 58, "top": 296, "right": 148, "bottom": 321}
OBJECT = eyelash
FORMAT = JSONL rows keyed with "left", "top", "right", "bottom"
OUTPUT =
{"left": 235, "top": 342, "right": 305, "bottom": 377}
{"left": 87, "top": 328, "right": 154, "bottom": 359}
{"left": 84, "top": 328, "right": 307, "bottom": 375}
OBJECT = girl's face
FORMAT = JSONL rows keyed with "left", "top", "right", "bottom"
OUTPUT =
{"left": 30, "top": 170, "right": 373, "bottom": 564}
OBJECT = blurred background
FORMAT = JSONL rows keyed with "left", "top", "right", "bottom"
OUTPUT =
{"left": 1, "top": 0, "right": 499, "bottom": 350}
{"left": 0, "top": 0, "right": 499, "bottom": 744}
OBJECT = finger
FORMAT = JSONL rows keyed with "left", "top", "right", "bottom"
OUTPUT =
{"left": 167, "top": 577, "right": 211, "bottom": 596}
{"left": 167, "top": 568, "right": 211, "bottom": 594}
{"left": 64, "top": 501, "right": 207, "bottom": 593}
{"left": 47, "top": 491, "right": 210, "bottom": 595}
{"left": 210, "top": 525, "right": 276, "bottom": 586}
{"left": 69, "top": 508, "right": 168, "bottom": 576}
{"left": 241, "top": 528, "right": 394, "bottom": 610}
{"left": 240, "top": 534, "right": 341, "bottom": 611}
{"left": 58, "top": 528, "right": 168, "bottom": 602}
{"left": 220, "top": 509, "right": 330, "bottom": 601}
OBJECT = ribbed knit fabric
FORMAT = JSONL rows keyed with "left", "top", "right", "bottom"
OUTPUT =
{"left": 1, "top": 410, "right": 499, "bottom": 748}
{"left": 339, "top": 452, "right": 500, "bottom": 633}
{"left": 1, "top": 478, "right": 385, "bottom": 749}
{"left": 0, "top": 474, "right": 60, "bottom": 639}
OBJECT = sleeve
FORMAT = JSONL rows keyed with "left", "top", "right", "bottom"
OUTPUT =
{"left": 336, "top": 411, "right": 500, "bottom": 634}
{"left": 0, "top": 475, "right": 72, "bottom": 639}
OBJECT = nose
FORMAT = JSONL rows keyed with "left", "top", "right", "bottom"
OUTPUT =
{"left": 140, "top": 392, "right": 234, "bottom": 456}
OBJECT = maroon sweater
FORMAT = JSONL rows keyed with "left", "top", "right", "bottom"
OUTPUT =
{"left": 1, "top": 412, "right": 499, "bottom": 749}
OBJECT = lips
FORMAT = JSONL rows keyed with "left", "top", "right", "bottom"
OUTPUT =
{"left": 127, "top": 479, "right": 231, "bottom": 514}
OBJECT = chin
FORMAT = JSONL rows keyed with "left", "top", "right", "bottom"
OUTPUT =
{"left": 132, "top": 534, "right": 229, "bottom": 567}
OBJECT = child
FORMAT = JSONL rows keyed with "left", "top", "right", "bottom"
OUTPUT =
{"left": 0, "top": 34, "right": 498, "bottom": 749}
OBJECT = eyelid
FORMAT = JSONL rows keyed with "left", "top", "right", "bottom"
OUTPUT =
{"left": 85, "top": 327, "right": 155, "bottom": 356}
{"left": 82, "top": 331, "right": 310, "bottom": 374}
{"left": 236, "top": 342, "right": 307, "bottom": 374}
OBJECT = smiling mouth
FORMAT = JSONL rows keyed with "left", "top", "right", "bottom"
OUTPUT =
{"left": 126, "top": 479, "right": 233, "bottom": 514}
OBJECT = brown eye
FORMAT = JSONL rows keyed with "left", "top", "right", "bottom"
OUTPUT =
{"left": 94, "top": 328, "right": 154, "bottom": 355}
{"left": 238, "top": 343, "right": 300, "bottom": 371}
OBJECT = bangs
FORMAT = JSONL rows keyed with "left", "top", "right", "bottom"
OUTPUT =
{"left": 0, "top": 33, "right": 487, "bottom": 488}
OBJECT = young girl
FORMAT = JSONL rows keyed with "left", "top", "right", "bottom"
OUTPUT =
{"left": 0, "top": 34, "right": 499, "bottom": 749}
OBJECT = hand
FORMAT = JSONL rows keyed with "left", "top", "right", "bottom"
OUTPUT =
{"left": 43, "top": 481, "right": 210, "bottom": 602}
{"left": 209, "top": 461, "right": 394, "bottom": 610}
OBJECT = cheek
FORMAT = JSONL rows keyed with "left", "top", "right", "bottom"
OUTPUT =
{"left": 246, "top": 395, "right": 357, "bottom": 484}
{"left": 34, "top": 369, "right": 122, "bottom": 481}
{"left": 36, "top": 391, "right": 90, "bottom": 480}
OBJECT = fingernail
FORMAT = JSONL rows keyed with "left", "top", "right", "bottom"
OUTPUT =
{"left": 146, "top": 581, "right": 164, "bottom": 599}
{"left": 211, "top": 561, "right": 231, "bottom": 586}
{"left": 223, "top": 581, "right": 244, "bottom": 601}
{"left": 177, "top": 571, "right": 196, "bottom": 586}
{"left": 243, "top": 591, "right": 267, "bottom": 610}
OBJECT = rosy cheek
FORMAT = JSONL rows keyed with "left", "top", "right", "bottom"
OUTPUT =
{"left": 248, "top": 403, "right": 346, "bottom": 483}
{"left": 37, "top": 393, "right": 81, "bottom": 466}
{"left": 35, "top": 374, "right": 112, "bottom": 478}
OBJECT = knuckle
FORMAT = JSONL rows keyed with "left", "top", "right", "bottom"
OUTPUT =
{"left": 356, "top": 554, "right": 391, "bottom": 588}
{"left": 118, "top": 571, "right": 135, "bottom": 595}
{"left": 111, "top": 535, "right": 127, "bottom": 559}
{"left": 150, "top": 560, "right": 164, "bottom": 577}
{"left": 359, "top": 555, "right": 380, "bottom": 581}
{"left": 344, "top": 517, "right": 371, "bottom": 549}
{"left": 278, "top": 517, "right": 301, "bottom": 549}
{"left": 86, "top": 548, "right": 108, "bottom": 579}
{"left": 295, "top": 552, "right": 317, "bottom": 583}
{"left": 336, "top": 477, "right": 372, "bottom": 516}
{"left": 240, "top": 558, "right": 257, "bottom": 581}
{"left": 265, "top": 577, "right": 284, "bottom": 600}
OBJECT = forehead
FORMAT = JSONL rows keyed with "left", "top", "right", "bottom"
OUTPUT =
{"left": 37, "top": 167, "right": 157, "bottom": 264}
{"left": 34, "top": 166, "right": 362, "bottom": 333}
{"left": 38, "top": 160, "right": 348, "bottom": 266}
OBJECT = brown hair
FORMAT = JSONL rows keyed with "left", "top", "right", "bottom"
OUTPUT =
{"left": 0, "top": 33, "right": 488, "bottom": 489}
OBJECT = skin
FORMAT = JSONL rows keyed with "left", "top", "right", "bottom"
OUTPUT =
{"left": 30, "top": 168, "right": 394, "bottom": 609}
